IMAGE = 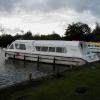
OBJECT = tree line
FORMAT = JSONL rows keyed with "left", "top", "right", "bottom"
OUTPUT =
{"left": 0, "top": 21, "right": 100, "bottom": 47}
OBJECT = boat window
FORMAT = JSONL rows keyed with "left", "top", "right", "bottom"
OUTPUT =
{"left": 20, "top": 44, "right": 26, "bottom": 50}
{"left": 63, "top": 48, "right": 67, "bottom": 53}
{"left": 90, "top": 45, "right": 94, "bottom": 47}
{"left": 56, "top": 47, "right": 67, "bottom": 53}
{"left": 15, "top": 44, "right": 26, "bottom": 50}
{"left": 41, "top": 46, "right": 48, "bottom": 52}
{"left": 15, "top": 44, "right": 20, "bottom": 49}
{"left": 95, "top": 45, "right": 99, "bottom": 47}
{"left": 9, "top": 44, "right": 14, "bottom": 49}
{"left": 35, "top": 46, "right": 41, "bottom": 51}
{"left": 49, "top": 47, "right": 55, "bottom": 52}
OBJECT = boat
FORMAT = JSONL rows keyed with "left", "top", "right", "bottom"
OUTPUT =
{"left": 87, "top": 42, "right": 100, "bottom": 52}
{"left": 4, "top": 40, "right": 99, "bottom": 66}
{"left": 87, "top": 42, "right": 100, "bottom": 58}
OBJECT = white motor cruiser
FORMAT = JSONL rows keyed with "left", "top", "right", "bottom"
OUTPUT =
{"left": 4, "top": 40, "right": 99, "bottom": 66}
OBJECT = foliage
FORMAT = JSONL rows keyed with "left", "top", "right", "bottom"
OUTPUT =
{"left": 0, "top": 21, "right": 100, "bottom": 47}
{"left": 65, "top": 22, "right": 91, "bottom": 41}
{"left": 0, "top": 34, "right": 14, "bottom": 47}
{"left": 22, "top": 31, "right": 33, "bottom": 40}
{"left": 0, "top": 31, "right": 63, "bottom": 47}
{"left": 14, "top": 33, "right": 23, "bottom": 40}
{"left": 91, "top": 22, "right": 100, "bottom": 42}
{"left": 33, "top": 32, "right": 61, "bottom": 40}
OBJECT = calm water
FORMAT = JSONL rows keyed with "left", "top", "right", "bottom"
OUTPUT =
{"left": 0, "top": 48, "right": 67, "bottom": 88}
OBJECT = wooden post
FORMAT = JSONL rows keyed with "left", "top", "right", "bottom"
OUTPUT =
{"left": 53, "top": 57, "right": 55, "bottom": 72}
{"left": 24, "top": 55, "right": 25, "bottom": 65}
{"left": 70, "top": 64, "right": 73, "bottom": 69}
{"left": 5, "top": 53, "right": 6, "bottom": 57}
{"left": 37, "top": 56, "right": 39, "bottom": 68}
{"left": 76, "top": 62, "right": 78, "bottom": 67}
{"left": 85, "top": 61, "right": 88, "bottom": 66}
{"left": 29, "top": 73, "right": 32, "bottom": 81}
{"left": 14, "top": 54, "right": 15, "bottom": 59}
{"left": 14, "top": 54, "right": 15, "bottom": 63}
{"left": 5, "top": 53, "right": 7, "bottom": 61}
{"left": 37, "top": 56, "right": 39, "bottom": 62}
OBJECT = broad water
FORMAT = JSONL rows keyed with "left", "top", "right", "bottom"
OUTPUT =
{"left": 0, "top": 48, "right": 67, "bottom": 88}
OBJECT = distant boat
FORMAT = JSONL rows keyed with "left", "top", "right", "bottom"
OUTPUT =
{"left": 87, "top": 42, "right": 100, "bottom": 58}
{"left": 3, "top": 40, "right": 99, "bottom": 66}
{"left": 87, "top": 42, "right": 100, "bottom": 52}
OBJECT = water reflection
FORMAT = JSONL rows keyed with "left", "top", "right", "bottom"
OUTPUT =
{"left": 0, "top": 48, "right": 67, "bottom": 88}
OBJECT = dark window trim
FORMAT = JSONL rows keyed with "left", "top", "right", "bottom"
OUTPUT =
{"left": 15, "top": 44, "right": 26, "bottom": 50}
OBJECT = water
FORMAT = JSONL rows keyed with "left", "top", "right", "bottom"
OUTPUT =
{"left": 0, "top": 48, "right": 67, "bottom": 88}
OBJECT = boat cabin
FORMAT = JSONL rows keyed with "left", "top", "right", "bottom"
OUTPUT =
{"left": 8, "top": 40, "right": 90, "bottom": 55}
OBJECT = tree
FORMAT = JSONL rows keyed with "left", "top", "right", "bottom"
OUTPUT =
{"left": 65, "top": 22, "right": 91, "bottom": 41}
{"left": 33, "top": 31, "right": 61, "bottom": 40}
{"left": 92, "top": 22, "right": 100, "bottom": 42}
{"left": 47, "top": 31, "right": 61, "bottom": 40}
{"left": 0, "top": 34, "right": 14, "bottom": 47}
{"left": 23, "top": 31, "right": 33, "bottom": 40}
{"left": 14, "top": 33, "right": 23, "bottom": 40}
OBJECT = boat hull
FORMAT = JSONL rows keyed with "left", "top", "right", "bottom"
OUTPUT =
{"left": 88, "top": 48, "right": 100, "bottom": 59}
{"left": 5, "top": 51, "right": 87, "bottom": 66}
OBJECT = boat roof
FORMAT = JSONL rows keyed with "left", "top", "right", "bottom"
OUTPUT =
{"left": 13, "top": 40, "right": 35, "bottom": 43}
{"left": 13, "top": 40, "right": 83, "bottom": 46}
{"left": 87, "top": 42, "right": 100, "bottom": 45}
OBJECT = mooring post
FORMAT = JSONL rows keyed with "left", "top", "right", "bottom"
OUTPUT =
{"left": 70, "top": 64, "right": 73, "bottom": 69}
{"left": 14, "top": 54, "right": 15, "bottom": 63}
{"left": 53, "top": 57, "right": 55, "bottom": 72}
{"left": 5, "top": 53, "right": 6, "bottom": 57}
{"left": 76, "top": 62, "right": 78, "bottom": 67}
{"left": 5, "top": 53, "right": 7, "bottom": 61}
{"left": 85, "top": 61, "right": 88, "bottom": 66}
{"left": 24, "top": 54, "right": 25, "bottom": 65}
{"left": 29, "top": 73, "right": 32, "bottom": 81}
{"left": 37, "top": 56, "right": 39, "bottom": 62}
{"left": 37, "top": 56, "right": 39, "bottom": 68}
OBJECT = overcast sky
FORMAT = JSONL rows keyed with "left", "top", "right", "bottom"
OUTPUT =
{"left": 0, "top": 0, "right": 100, "bottom": 36}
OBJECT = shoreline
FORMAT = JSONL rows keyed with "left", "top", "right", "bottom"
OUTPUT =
{"left": 1, "top": 61, "right": 100, "bottom": 100}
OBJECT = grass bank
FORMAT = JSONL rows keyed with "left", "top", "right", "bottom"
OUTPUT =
{"left": 0, "top": 61, "right": 100, "bottom": 100}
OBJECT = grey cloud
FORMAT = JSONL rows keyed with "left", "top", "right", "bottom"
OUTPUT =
{"left": 15, "top": 0, "right": 100, "bottom": 17}
{"left": 0, "top": 0, "right": 100, "bottom": 16}
{"left": 47, "top": 0, "right": 100, "bottom": 15}
{"left": 0, "top": 0, "right": 20, "bottom": 13}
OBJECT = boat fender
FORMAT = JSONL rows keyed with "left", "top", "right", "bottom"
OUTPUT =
{"left": 16, "top": 52, "right": 20, "bottom": 56}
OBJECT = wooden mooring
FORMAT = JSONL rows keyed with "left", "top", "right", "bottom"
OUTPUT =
{"left": 6, "top": 53, "right": 80, "bottom": 74}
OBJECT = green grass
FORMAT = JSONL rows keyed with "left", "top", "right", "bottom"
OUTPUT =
{"left": 1, "top": 61, "right": 100, "bottom": 100}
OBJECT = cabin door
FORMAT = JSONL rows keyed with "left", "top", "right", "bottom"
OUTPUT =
{"left": 80, "top": 42, "right": 89, "bottom": 54}
{"left": 80, "top": 42, "right": 84, "bottom": 51}
{"left": 80, "top": 42, "right": 86, "bottom": 52}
